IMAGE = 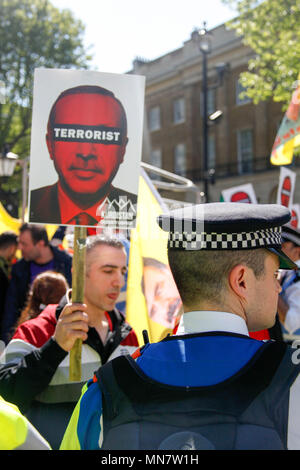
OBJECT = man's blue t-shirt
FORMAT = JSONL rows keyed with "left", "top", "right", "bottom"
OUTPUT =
{"left": 29, "top": 259, "right": 55, "bottom": 284}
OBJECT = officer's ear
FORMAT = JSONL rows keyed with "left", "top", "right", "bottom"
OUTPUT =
{"left": 228, "top": 264, "right": 249, "bottom": 301}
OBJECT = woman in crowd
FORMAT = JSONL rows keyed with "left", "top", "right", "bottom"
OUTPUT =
{"left": 14, "top": 271, "right": 69, "bottom": 329}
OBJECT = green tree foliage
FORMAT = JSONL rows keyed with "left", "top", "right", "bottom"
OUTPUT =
{"left": 222, "top": 0, "right": 300, "bottom": 109}
{"left": 0, "top": 0, "right": 92, "bottom": 155}
{"left": 0, "top": 0, "right": 92, "bottom": 216}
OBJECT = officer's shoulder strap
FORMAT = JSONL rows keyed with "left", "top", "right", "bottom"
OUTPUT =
{"left": 94, "top": 356, "right": 142, "bottom": 442}
{"left": 94, "top": 359, "right": 120, "bottom": 420}
{"left": 96, "top": 339, "right": 290, "bottom": 398}
{"left": 94, "top": 340, "right": 298, "bottom": 413}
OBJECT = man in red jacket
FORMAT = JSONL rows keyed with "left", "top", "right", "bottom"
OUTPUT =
{"left": 0, "top": 235, "right": 138, "bottom": 449}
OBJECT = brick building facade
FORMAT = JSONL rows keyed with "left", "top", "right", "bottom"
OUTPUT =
{"left": 131, "top": 23, "right": 300, "bottom": 205}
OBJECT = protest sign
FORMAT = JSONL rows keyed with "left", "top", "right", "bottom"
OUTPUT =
{"left": 271, "top": 74, "right": 300, "bottom": 166}
{"left": 276, "top": 167, "right": 296, "bottom": 209}
{"left": 28, "top": 68, "right": 145, "bottom": 231}
{"left": 221, "top": 183, "right": 257, "bottom": 204}
{"left": 291, "top": 204, "right": 300, "bottom": 228}
{"left": 126, "top": 170, "right": 183, "bottom": 344}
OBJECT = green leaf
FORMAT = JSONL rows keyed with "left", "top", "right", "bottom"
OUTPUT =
{"left": 222, "top": 0, "right": 300, "bottom": 109}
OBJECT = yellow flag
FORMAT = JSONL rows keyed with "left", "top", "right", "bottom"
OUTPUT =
{"left": 0, "top": 202, "right": 20, "bottom": 233}
{"left": 126, "top": 171, "right": 182, "bottom": 345}
{"left": 271, "top": 73, "right": 300, "bottom": 165}
{"left": 0, "top": 202, "right": 65, "bottom": 253}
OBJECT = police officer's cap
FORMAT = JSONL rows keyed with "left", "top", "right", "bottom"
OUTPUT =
{"left": 282, "top": 224, "right": 300, "bottom": 248}
{"left": 157, "top": 202, "right": 297, "bottom": 270}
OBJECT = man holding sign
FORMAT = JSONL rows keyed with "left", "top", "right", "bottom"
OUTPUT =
{"left": 0, "top": 235, "right": 138, "bottom": 449}
{"left": 29, "top": 85, "right": 137, "bottom": 227}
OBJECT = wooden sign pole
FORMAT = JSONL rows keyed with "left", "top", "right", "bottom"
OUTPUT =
{"left": 69, "top": 225, "right": 87, "bottom": 382}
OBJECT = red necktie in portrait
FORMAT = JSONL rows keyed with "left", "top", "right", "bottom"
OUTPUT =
{"left": 68, "top": 212, "right": 98, "bottom": 226}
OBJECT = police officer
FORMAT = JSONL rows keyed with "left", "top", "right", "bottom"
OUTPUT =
{"left": 278, "top": 224, "right": 300, "bottom": 343}
{"left": 60, "top": 202, "right": 300, "bottom": 450}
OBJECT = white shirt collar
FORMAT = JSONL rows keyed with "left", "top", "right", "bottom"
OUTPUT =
{"left": 176, "top": 310, "right": 249, "bottom": 337}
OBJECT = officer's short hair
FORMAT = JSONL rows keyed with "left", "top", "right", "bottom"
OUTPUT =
{"left": 168, "top": 248, "right": 268, "bottom": 306}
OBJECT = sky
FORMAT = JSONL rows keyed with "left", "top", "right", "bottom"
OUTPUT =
{"left": 51, "top": 0, "right": 237, "bottom": 74}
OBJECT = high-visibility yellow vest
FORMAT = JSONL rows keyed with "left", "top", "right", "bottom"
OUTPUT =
{"left": 0, "top": 396, "right": 51, "bottom": 450}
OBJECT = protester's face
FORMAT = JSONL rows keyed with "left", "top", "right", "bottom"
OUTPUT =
{"left": 143, "top": 265, "right": 182, "bottom": 328}
{"left": 246, "top": 252, "right": 281, "bottom": 332}
{"left": 47, "top": 93, "right": 128, "bottom": 198}
{"left": 18, "top": 230, "right": 42, "bottom": 262}
{"left": 84, "top": 244, "right": 127, "bottom": 314}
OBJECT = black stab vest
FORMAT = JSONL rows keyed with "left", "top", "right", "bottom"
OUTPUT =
{"left": 95, "top": 336, "right": 300, "bottom": 450}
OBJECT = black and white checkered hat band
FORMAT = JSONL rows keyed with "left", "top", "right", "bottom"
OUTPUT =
{"left": 168, "top": 226, "right": 282, "bottom": 250}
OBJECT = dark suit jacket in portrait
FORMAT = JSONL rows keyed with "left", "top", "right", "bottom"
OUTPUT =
{"left": 29, "top": 182, "right": 138, "bottom": 226}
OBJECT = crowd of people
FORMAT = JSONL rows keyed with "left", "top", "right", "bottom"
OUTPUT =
{"left": 1, "top": 201, "right": 300, "bottom": 450}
